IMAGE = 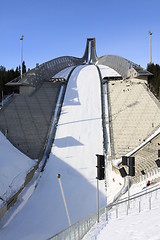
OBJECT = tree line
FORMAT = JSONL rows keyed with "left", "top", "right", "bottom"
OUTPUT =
{"left": 147, "top": 63, "right": 160, "bottom": 99}
{"left": 0, "top": 61, "right": 26, "bottom": 99}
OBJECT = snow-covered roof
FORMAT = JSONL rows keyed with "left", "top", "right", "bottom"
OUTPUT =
{"left": 97, "top": 55, "right": 151, "bottom": 79}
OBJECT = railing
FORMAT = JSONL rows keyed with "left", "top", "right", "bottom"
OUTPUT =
{"left": 106, "top": 184, "right": 160, "bottom": 219}
{"left": 48, "top": 183, "right": 160, "bottom": 240}
{"left": 40, "top": 66, "right": 78, "bottom": 172}
{"left": 48, "top": 207, "right": 105, "bottom": 240}
{"left": 0, "top": 93, "right": 15, "bottom": 109}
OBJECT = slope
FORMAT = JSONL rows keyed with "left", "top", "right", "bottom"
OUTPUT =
{"left": 0, "top": 64, "right": 106, "bottom": 240}
{"left": 0, "top": 132, "right": 35, "bottom": 205}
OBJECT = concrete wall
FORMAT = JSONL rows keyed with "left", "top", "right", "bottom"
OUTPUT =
{"left": 0, "top": 81, "right": 62, "bottom": 159}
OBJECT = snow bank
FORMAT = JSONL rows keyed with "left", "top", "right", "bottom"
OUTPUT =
{"left": 0, "top": 132, "right": 35, "bottom": 202}
{"left": 84, "top": 182, "right": 160, "bottom": 240}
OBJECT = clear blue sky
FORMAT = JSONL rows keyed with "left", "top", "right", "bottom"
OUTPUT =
{"left": 1, "top": 0, "right": 160, "bottom": 70}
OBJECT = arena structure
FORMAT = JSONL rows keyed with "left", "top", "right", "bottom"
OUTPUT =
{"left": 0, "top": 38, "right": 160, "bottom": 236}
{"left": 1, "top": 38, "right": 154, "bottom": 161}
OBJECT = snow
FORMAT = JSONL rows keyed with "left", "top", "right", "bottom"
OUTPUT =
{"left": 0, "top": 64, "right": 107, "bottom": 239}
{"left": 0, "top": 64, "right": 160, "bottom": 240}
{"left": 98, "top": 64, "right": 121, "bottom": 79}
{"left": 53, "top": 65, "right": 105, "bottom": 194}
{"left": 53, "top": 66, "right": 75, "bottom": 79}
{"left": 83, "top": 182, "right": 160, "bottom": 240}
{"left": 0, "top": 132, "right": 35, "bottom": 203}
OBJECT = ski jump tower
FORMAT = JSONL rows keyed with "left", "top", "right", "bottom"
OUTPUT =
{"left": 83, "top": 38, "right": 98, "bottom": 64}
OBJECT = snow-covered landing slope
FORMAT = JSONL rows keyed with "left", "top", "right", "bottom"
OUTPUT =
{"left": 51, "top": 64, "right": 106, "bottom": 227}
{"left": 0, "top": 64, "right": 106, "bottom": 240}
{"left": 53, "top": 64, "right": 106, "bottom": 199}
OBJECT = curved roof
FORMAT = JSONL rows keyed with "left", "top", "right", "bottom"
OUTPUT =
{"left": 97, "top": 55, "right": 152, "bottom": 79}
{"left": 7, "top": 39, "right": 152, "bottom": 88}
{"left": 7, "top": 56, "right": 84, "bottom": 88}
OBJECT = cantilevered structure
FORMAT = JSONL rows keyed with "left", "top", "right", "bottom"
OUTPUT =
{"left": 3, "top": 38, "right": 152, "bottom": 160}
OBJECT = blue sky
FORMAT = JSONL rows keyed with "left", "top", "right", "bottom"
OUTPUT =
{"left": 1, "top": 0, "right": 160, "bottom": 70}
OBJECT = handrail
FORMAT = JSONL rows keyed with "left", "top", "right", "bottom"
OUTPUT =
{"left": 48, "top": 207, "right": 106, "bottom": 240}
{"left": 107, "top": 183, "right": 160, "bottom": 209}
{"left": 47, "top": 185, "right": 160, "bottom": 240}
{"left": 119, "top": 183, "right": 159, "bottom": 202}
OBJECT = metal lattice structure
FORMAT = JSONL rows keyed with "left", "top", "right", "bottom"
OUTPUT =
{"left": 7, "top": 56, "right": 84, "bottom": 89}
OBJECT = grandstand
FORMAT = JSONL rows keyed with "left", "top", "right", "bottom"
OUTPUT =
{"left": 105, "top": 76, "right": 160, "bottom": 182}
{"left": 107, "top": 79, "right": 160, "bottom": 159}
{"left": 130, "top": 132, "right": 160, "bottom": 183}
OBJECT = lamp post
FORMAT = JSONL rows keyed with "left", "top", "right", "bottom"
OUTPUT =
{"left": 148, "top": 30, "right": 152, "bottom": 64}
{"left": 20, "top": 35, "right": 24, "bottom": 79}
{"left": 57, "top": 174, "right": 71, "bottom": 226}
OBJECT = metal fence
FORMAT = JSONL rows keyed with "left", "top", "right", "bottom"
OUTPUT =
{"left": 48, "top": 184, "right": 160, "bottom": 240}
{"left": 48, "top": 207, "right": 105, "bottom": 240}
{"left": 106, "top": 184, "right": 160, "bottom": 219}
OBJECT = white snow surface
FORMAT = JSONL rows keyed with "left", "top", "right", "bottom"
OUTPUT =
{"left": 83, "top": 182, "right": 160, "bottom": 240}
{"left": 0, "top": 132, "right": 35, "bottom": 203}
{"left": 53, "top": 66, "right": 75, "bottom": 79}
{"left": 97, "top": 64, "right": 121, "bottom": 78}
{"left": 0, "top": 64, "right": 159, "bottom": 240}
{"left": 0, "top": 65, "right": 107, "bottom": 239}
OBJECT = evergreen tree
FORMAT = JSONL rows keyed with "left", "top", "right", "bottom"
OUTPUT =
{"left": 0, "top": 61, "right": 27, "bottom": 99}
{"left": 22, "top": 61, "right": 26, "bottom": 74}
{"left": 147, "top": 63, "right": 160, "bottom": 98}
